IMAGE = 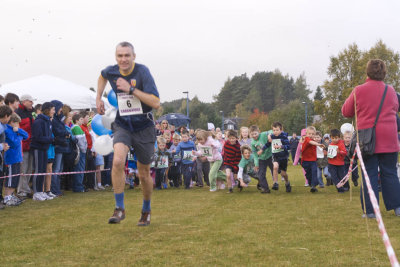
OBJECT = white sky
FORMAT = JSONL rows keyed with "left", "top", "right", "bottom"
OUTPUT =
{"left": 1, "top": 0, "right": 399, "bottom": 102}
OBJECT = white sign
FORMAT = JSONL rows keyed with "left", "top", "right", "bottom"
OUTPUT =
{"left": 271, "top": 139, "right": 283, "bottom": 153}
{"left": 157, "top": 155, "right": 169, "bottom": 168}
{"left": 200, "top": 146, "right": 212, "bottom": 157}
{"left": 117, "top": 93, "right": 143, "bottom": 116}
{"left": 327, "top": 145, "right": 338, "bottom": 159}
{"left": 183, "top": 150, "right": 194, "bottom": 161}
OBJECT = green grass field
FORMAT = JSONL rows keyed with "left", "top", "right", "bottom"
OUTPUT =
{"left": 1, "top": 164, "right": 399, "bottom": 266}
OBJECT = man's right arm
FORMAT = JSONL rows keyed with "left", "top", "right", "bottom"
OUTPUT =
{"left": 96, "top": 75, "right": 108, "bottom": 115}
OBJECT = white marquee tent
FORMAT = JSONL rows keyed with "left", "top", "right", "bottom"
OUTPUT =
{"left": 0, "top": 74, "right": 109, "bottom": 110}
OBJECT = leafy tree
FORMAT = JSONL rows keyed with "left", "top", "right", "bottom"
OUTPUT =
{"left": 314, "top": 86, "right": 323, "bottom": 101}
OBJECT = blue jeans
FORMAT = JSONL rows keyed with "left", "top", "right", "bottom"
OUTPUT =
{"left": 317, "top": 166, "right": 330, "bottom": 186}
{"left": 360, "top": 152, "right": 400, "bottom": 214}
{"left": 73, "top": 152, "right": 86, "bottom": 192}
{"left": 51, "top": 152, "right": 63, "bottom": 195}
{"left": 301, "top": 161, "right": 318, "bottom": 187}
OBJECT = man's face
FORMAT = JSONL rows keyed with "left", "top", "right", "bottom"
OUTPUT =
{"left": 250, "top": 131, "right": 259, "bottom": 140}
{"left": 116, "top": 46, "right": 136, "bottom": 73}
{"left": 181, "top": 134, "right": 189, "bottom": 142}
{"left": 23, "top": 100, "right": 33, "bottom": 110}
{"left": 83, "top": 115, "right": 89, "bottom": 125}
{"left": 228, "top": 136, "right": 237, "bottom": 145}
{"left": 331, "top": 136, "right": 340, "bottom": 144}
{"left": 306, "top": 129, "right": 315, "bottom": 139}
{"left": 343, "top": 134, "right": 351, "bottom": 145}
{"left": 243, "top": 149, "right": 251, "bottom": 160}
{"left": 272, "top": 127, "right": 282, "bottom": 137}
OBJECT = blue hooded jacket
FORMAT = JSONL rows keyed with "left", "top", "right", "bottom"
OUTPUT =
{"left": 51, "top": 100, "right": 71, "bottom": 154}
{"left": 31, "top": 114, "right": 54, "bottom": 151}
{"left": 4, "top": 125, "right": 29, "bottom": 165}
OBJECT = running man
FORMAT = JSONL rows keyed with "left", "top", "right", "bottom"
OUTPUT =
{"left": 96, "top": 41, "right": 160, "bottom": 226}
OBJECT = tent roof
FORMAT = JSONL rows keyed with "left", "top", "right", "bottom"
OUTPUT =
{"left": 0, "top": 74, "right": 105, "bottom": 110}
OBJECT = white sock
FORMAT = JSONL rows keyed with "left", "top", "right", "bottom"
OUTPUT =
{"left": 98, "top": 183, "right": 102, "bottom": 187}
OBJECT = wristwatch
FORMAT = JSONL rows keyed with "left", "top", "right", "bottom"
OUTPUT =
{"left": 129, "top": 86, "right": 135, "bottom": 95}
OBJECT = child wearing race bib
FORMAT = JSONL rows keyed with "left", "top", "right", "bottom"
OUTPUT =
{"left": 261, "top": 122, "right": 292, "bottom": 192}
{"left": 154, "top": 137, "right": 172, "bottom": 190}
{"left": 193, "top": 130, "right": 225, "bottom": 192}
{"left": 237, "top": 145, "right": 259, "bottom": 191}
{"left": 175, "top": 130, "right": 196, "bottom": 189}
{"left": 168, "top": 133, "right": 182, "bottom": 187}
{"left": 327, "top": 129, "right": 347, "bottom": 193}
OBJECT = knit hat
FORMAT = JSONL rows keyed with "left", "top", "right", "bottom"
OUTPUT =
{"left": 323, "top": 134, "right": 330, "bottom": 139}
{"left": 41, "top": 102, "right": 54, "bottom": 112}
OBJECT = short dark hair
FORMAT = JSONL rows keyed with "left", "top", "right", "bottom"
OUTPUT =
{"left": 367, "top": 59, "right": 386, "bottom": 81}
{"left": 240, "top": 144, "right": 252, "bottom": 154}
{"left": 79, "top": 110, "right": 89, "bottom": 118}
{"left": 116, "top": 41, "right": 135, "bottom": 54}
{"left": 315, "top": 131, "right": 322, "bottom": 137}
{"left": 181, "top": 129, "right": 189, "bottom": 136}
{"left": 4, "top": 93, "right": 19, "bottom": 105}
{"left": 0, "top": 94, "right": 4, "bottom": 103}
{"left": 0, "top": 105, "right": 13, "bottom": 118}
{"left": 227, "top": 129, "right": 238, "bottom": 138}
{"left": 272, "top": 122, "right": 283, "bottom": 130}
{"left": 34, "top": 104, "right": 42, "bottom": 112}
{"left": 72, "top": 113, "right": 81, "bottom": 124}
{"left": 249, "top": 125, "right": 259, "bottom": 133}
{"left": 330, "top": 129, "right": 341, "bottom": 138}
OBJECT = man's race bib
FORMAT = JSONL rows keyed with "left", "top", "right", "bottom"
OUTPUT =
{"left": 200, "top": 146, "right": 212, "bottom": 157}
{"left": 183, "top": 150, "right": 194, "bottom": 161}
{"left": 272, "top": 139, "right": 283, "bottom": 153}
{"left": 327, "top": 145, "right": 338, "bottom": 159}
{"left": 117, "top": 93, "right": 143, "bottom": 116}
{"left": 157, "top": 155, "right": 169, "bottom": 168}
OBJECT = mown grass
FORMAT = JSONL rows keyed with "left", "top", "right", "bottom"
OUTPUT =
{"left": 1, "top": 164, "right": 399, "bottom": 266}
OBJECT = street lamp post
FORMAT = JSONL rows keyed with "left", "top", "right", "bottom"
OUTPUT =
{"left": 302, "top": 101, "right": 308, "bottom": 128}
{"left": 220, "top": 110, "right": 224, "bottom": 132}
{"left": 182, "top": 91, "right": 189, "bottom": 129}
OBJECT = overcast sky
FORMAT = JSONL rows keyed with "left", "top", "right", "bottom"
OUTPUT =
{"left": 1, "top": 0, "right": 399, "bottom": 103}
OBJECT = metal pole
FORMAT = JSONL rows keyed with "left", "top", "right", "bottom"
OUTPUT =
{"left": 220, "top": 111, "right": 224, "bottom": 132}
{"left": 183, "top": 91, "right": 189, "bottom": 129}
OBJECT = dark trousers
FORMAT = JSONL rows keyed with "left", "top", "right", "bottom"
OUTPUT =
{"left": 302, "top": 161, "right": 318, "bottom": 187}
{"left": 102, "top": 153, "right": 113, "bottom": 186}
{"left": 84, "top": 151, "right": 96, "bottom": 189}
{"left": 328, "top": 164, "right": 345, "bottom": 192}
{"left": 32, "top": 149, "right": 48, "bottom": 193}
{"left": 168, "top": 164, "right": 181, "bottom": 187}
{"left": 182, "top": 163, "right": 194, "bottom": 189}
{"left": 344, "top": 162, "right": 359, "bottom": 183}
{"left": 258, "top": 157, "right": 273, "bottom": 190}
{"left": 196, "top": 158, "right": 210, "bottom": 186}
{"left": 360, "top": 152, "right": 400, "bottom": 214}
{"left": 61, "top": 151, "right": 75, "bottom": 191}
{"left": 155, "top": 168, "right": 167, "bottom": 189}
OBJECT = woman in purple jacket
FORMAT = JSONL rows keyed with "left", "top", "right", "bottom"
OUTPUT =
{"left": 342, "top": 59, "right": 400, "bottom": 218}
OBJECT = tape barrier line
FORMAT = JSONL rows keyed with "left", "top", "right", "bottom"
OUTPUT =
{"left": 0, "top": 168, "right": 111, "bottom": 180}
{"left": 337, "top": 149, "right": 357, "bottom": 188}
{"left": 356, "top": 143, "right": 399, "bottom": 267}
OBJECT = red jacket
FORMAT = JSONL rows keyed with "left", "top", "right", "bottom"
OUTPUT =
{"left": 301, "top": 137, "right": 316, "bottom": 162}
{"left": 342, "top": 78, "right": 399, "bottom": 153}
{"left": 80, "top": 124, "right": 93, "bottom": 150}
{"left": 15, "top": 104, "right": 34, "bottom": 152}
{"left": 327, "top": 140, "right": 347, "bottom": 166}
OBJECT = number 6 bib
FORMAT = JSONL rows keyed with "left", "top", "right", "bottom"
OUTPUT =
{"left": 117, "top": 93, "right": 143, "bottom": 116}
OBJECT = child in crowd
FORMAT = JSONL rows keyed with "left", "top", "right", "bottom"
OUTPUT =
{"left": 250, "top": 125, "right": 273, "bottom": 193}
{"left": 154, "top": 137, "right": 172, "bottom": 190}
{"left": 239, "top": 126, "right": 252, "bottom": 146}
{"left": 175, "top": 129, "right": 196, "bottom": 189}
{"left": 127, "top": 148, "right": 139, "bottom": 189}
{"left": 262, "top": 122, "right": 292, "bottom": 192}
{"left": 193, "top": 130, "right": 225, "bottom": 192}
{"left": 237, "top": 145, "right": 259, "bottom": 191}
{"left": 168, "top": 133, "right": 182, "bottom": 187}
{"left": 315, "top": 131, "right": 331, "bottom": 187}
{"left": 327, "top": 129, "right": 347, "bottom": 193}
{"left": 0, "top": 105, "right": 12, "bottom": 209}
{"left": 223, "top": 130, "right": 242, "bottom": 193}
{"left": 301, "top": 126, "right": 325, "bottom": 193}
{"left": 3, "top": 113, "right": 28, "bottom": 206}
{"left": 343, "top": 131, "right": 359, "bottom": 187}
{"left": 71, "top": 113, "right": 88, "bottom": 192}
{"left": 31, "top": 102, "right": 55, "bottom": 201}
{"left": 163, "top": 130, "right": 173, "bottom": 149}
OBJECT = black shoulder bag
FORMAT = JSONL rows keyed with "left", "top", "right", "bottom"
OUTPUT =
{"left": 349, "top": 84, "right": 388, "bottom": 157}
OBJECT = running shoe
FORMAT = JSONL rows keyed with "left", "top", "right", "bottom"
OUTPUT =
{"left": 137, "top": 211, "right": 151, "bottom": 226}
{"left": 108, "top": 208, "right": 126, "bottom": 224}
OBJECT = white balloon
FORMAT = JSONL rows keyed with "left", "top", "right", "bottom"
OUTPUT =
{"left": 101, "top": 108, "right": 117, "bottom": 130}
{"left": 340, "top": 123, "right": 354, "bottom": 134}
{"left": 93, "top": 135, "right": 114, "bottom": 155}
